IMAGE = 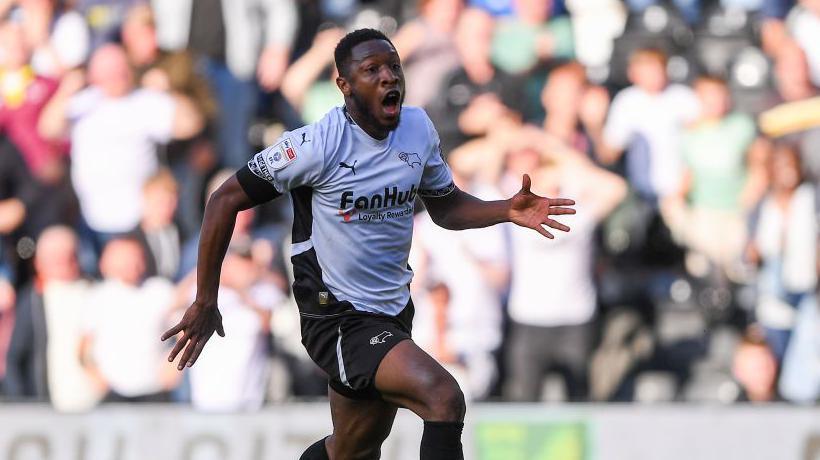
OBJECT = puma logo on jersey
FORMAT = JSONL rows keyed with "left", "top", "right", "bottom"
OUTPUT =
{"left": 398, "top": 152, "right": 422, "bottom": 168}
{"left": 339, "top": 160, "right": 357, "bottom": 175}
{"left": 370, "top": 331, "right": 393, "bottom": 345}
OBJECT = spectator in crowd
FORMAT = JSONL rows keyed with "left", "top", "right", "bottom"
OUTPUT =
{"left": 732, "top": 326, "right": 780, "bottom": 402}
{"left": 411, "top": 170, "right": 508, "bottom": 400}
{"left": 746, "top": 142, "right": 817, "bottom": 364}
{"left": 280, "top": 26, "right": 345, "bottom": 124}
{"left": 391, "top": 0, "right": 463, "bottom": 108}
{"left": 188, "top": 242, "right": 282, "bottom": 411}
{"left": 0, "top": 21, "right": 66, "bottom": 183}
{"left": 787, "top": 0, "right": 820, "bottom": 87}
{"left": 564, "top": 0, "right": 626, "bottom": 71}
{"left": 504, "top": 131, "right": 627, "bottom": 401}
{"left": 759, "top": 42, "right": 820, "bottom": 181}
{"left": 539, "top": 61, "right": 595, "bottom": 155}
{"left": 132, "top": 169, "right": 182, "bottom": 281}
{"left": 121, "top": 3, "right": 216, "bottom": 120}
{"left": 152, "top": 0, "right": 299, "bottom": 169}
{"left": 586, "top": 48, "right": 699, "bottom": 202}
{"left": 0, "top": 139, "right": 38, "bottom": 284}
{"left": 427, "top": 6, "right": 525, "bottom": 151}
{"left": 0, "top": 21, "right": 77, "bottom": 238}
{"left": 38, "top": 44, "right": 203, "bottom": 263}
{"left": 79, "top": 237, "right": 180, "bottom": 403}
{"left": 4, "top": 0, "right": 90, "bottom": 78}
{"left": 121, "top": 3, "right": 218, "bottom": 239}
{"left": 490, "top": 0, "right": 574, "bottom": 75}
{"left": 5, "top": 226, "right": 103, "bottom": 411}
{"left": 777, "top": 274, "right": 820, "bottom": 403}
{"left": 759, "top": 0, "right": 796, "bottom": 57}
{"left": 663, "top": 76, "right": 764, "bottom": 282}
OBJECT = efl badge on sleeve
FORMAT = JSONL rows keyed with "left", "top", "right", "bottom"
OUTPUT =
{"left": 262, "top": 137, "right": 298, "bottom": 170}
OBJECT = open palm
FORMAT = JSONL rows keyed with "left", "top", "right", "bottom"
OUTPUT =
{"left": 161, "top": 301, "right": 225, "bottom": 370}
{"left": 509, "top": 174, "right": 576, "bottom": 239}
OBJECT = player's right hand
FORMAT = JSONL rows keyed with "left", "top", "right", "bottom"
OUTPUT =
{"left": 161, "top": 301, "right": 225, "bottom": 371}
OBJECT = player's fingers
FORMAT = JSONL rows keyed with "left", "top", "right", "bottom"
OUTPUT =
{"left": 177, "top": 336, "right": 198, "bottom": 371}
{"left": 549, "top": 198, "right": 575, "bottom": 206}
{"left": 548, "top": 207, "right": 576, "bottom": 215}
{"left": 521, "top": 174, "right": 532, "bottom": 193}
{"left": 160, "top": 323, "right": 184, "bottom": 341}
{"left": 534, "top": 224, "right": 554, "bottom": 239}
{"left": 216, "top": 321, "right": 225, "bottom": 337}
{"left": 545, "top": 218, "right": 571, "bottom": 233}
{"left": 167, "top": 333, "right": 189, "bottom": 363}
{"left": 186, "top": 337, "right": 209, "bottom": 367}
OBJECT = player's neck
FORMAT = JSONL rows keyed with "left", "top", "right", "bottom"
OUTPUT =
{"left": 344, "top": 102, "right": 389, "bottom": 140}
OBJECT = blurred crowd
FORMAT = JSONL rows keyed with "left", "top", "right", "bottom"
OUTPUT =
{"left": 0, "top": 0, "right": 818, "bottom": 412}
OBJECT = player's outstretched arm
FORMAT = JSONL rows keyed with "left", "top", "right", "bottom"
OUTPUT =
{"left": 423, "top": 174, "right": 575, "bottom": 238}
{"left": 161, "top": 175, "right": 257, "bottom": 370}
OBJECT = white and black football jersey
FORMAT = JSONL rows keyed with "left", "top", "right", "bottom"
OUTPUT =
{"left": 237, "top": 106, "right": 454, "bottom": 316}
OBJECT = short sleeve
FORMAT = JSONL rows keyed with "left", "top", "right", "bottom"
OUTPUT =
{"left": 603, "top": 90, "right": 634, "bottom": 151}
{"left": 418, "top": 114, "right": 455, "bottom": 198}
{"left": 245, "top": 126, "right": 325, "bottom": 194}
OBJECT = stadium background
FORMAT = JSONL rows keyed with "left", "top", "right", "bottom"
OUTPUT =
{"left": 0, "top": 0, "right": 819, "bottom": 458}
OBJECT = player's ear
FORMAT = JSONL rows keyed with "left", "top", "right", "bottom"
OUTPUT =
{"left": 336, "top": 75, "right": 352, "bottom": 97}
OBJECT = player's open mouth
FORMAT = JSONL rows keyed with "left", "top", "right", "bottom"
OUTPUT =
{"left": 381, "top": 90, "right": 401, "bottom": 117}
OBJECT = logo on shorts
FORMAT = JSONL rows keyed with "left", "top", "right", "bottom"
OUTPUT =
{"left": 370, "top": 331, "right": 393, "bottom": 345}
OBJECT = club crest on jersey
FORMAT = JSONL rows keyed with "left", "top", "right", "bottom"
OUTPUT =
{"left": 398, "top": 152, "right": 422, "bottom": 168}
{"left": 262, "top": 137, "right": 298, "bottom": 171}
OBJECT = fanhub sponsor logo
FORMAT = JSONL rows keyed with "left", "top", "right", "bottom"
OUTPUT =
{"left": 339, "top": 185, "right": 417, "bottom": 211}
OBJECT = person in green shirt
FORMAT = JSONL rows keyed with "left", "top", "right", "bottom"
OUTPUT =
{"left": 489, "top": 0, "right": 574, "bottom": 75}
{"left": 664, "top": 75, "right": 767, "bottom": 282}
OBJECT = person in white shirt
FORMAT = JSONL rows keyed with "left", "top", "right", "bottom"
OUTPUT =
{"left": 189, "top": 243, "right": 283, "bottom": 412}
{"left": 5, "top": 226, "right": 104, "bottom": 411}
{"left": 161, "top": 29, "right": 576, "bottom": 460}
{"left": 584, "top": 48, "right": 700, "bottom": 201}
{"left": 505, "top": 139, "right": 627, "bottom": 401}
{"left": 410, "top": 181, "right": 508, "bottom": 399}
{"left": 80, "top": 237, "right": 179, "bottom": 402}
{"left": 38, "top": 44, "right": 203, "bottom": 260}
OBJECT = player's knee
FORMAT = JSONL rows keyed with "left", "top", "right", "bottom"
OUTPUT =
{"left": 425, "top": 377, "right": 466, "bottom": 422}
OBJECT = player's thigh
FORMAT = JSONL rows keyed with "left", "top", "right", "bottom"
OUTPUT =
{"left": 374, "top": 339, "right": 465, "bottom": 421}
{"left": 328, "top": 385, "right": 398, "bottom": 459}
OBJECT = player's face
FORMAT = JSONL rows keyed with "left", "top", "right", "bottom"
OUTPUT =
{"left": 340, "top": 39, "right": 405, "bottom": 133}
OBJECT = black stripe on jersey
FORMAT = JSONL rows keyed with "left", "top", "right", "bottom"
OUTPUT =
{"left": 292, "top": 247, "right": 352, "bottom": 316}
{"left": 291, "top": 186, "right": 313, "bottom": 244}
{"left": 236, "top": 165, "right": 281, "bottom": 204}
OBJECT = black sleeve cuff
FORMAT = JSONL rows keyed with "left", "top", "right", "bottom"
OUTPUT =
{"left": 236, "top": 165, "right": 281, "bottom": 204}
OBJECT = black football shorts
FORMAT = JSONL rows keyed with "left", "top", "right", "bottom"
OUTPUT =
{"left": 300, "top": 302, "right": 414, "bottom": 400}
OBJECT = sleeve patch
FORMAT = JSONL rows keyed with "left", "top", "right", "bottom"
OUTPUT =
{"left": 260, "top": 137, "right": 298, "bottom": 171}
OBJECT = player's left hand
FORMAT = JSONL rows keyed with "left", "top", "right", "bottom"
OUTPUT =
{"left": 161, "top": 301, "right": 225, "bottom": 370}
{"left": 509, "top": 174, "right": 575, "bottom": 239}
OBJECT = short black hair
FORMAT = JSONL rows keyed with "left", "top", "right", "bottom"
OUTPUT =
{"left": 334, "top": 28, "right": 394, "bottom": 78}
